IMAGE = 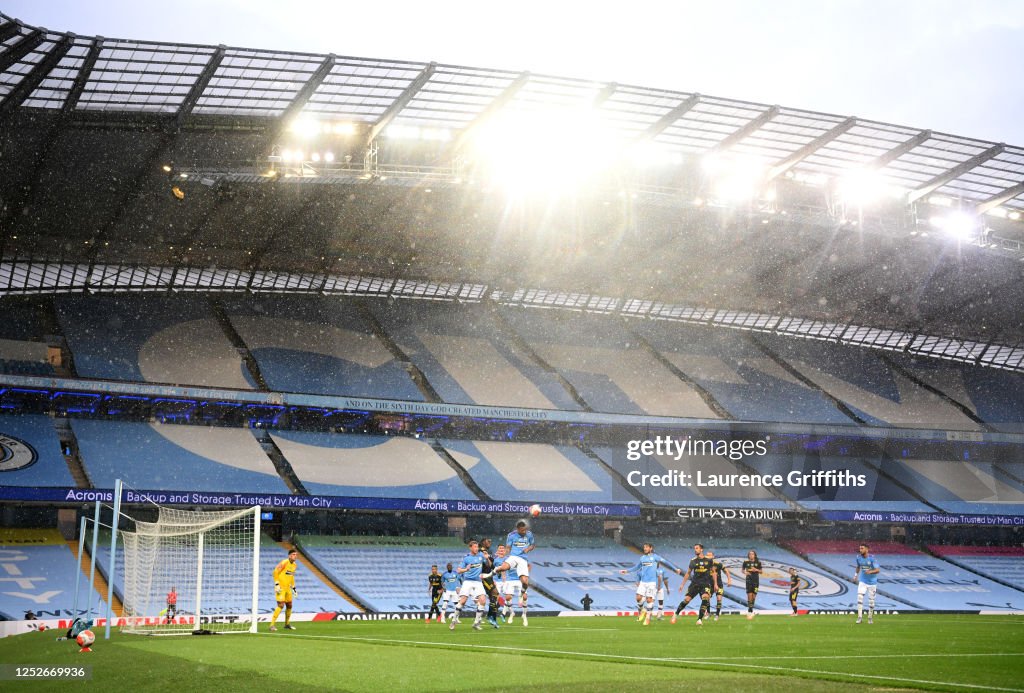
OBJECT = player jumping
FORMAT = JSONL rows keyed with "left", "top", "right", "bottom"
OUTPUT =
{"left": 854, "top": 543, "right": 881, "bottom": 624}
{"left": 492, "top": 520, "right": 534, "bottom": 627}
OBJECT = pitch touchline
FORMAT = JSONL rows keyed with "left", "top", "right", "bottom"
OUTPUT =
{"left": 693, "top": 652, "right": 1024, "bottom": 661}
{"left": 259, "top": 633, "right": 1024, "bottom": 692}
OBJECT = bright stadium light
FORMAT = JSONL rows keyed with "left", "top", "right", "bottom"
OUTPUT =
{"left": 288, "top": 116, "right": 322, "bottom": 138}
{"left": 703, "top": 154, "right": 767, "bottom": 202}
{"left": 837, "top": 169, "right": 905, "bottom": 205}
{"left": 930, "top": 210, "right": 979, "bottom": 239}
{"left": 470, "top": 106, "right": 620, "bottom": 194}
{"left": 628, "top": 141, "right": 683, "bottom": 167}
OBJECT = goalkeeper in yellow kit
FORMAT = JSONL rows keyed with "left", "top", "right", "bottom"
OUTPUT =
{"left": 270, "top": 548, "right": 299, "bottom": 632}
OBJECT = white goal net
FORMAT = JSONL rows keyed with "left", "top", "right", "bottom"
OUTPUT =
{"left": 120, "top": 505, "right": 261, "bottom": 635}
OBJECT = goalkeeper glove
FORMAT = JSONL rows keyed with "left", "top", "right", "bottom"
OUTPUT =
{"left": 291, "top": 587, "right": 297, "bottom": 596}
{"left": 274, "top": 582, "right": 280, "bottom": 590}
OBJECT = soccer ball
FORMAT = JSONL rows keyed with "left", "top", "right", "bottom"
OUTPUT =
{"left": 76, "top": 630, "right": 95, "bottom": 648}
{"left": 529, "top": 504, "right": 542, "bottom": 518}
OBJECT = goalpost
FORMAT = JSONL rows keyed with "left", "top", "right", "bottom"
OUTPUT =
{"left": 118, "top": 502, "right": 262, "bottom": 636}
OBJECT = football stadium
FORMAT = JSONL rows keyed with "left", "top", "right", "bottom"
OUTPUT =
{"left": 1, "top": 8, "right": 1023, "bottom": 692}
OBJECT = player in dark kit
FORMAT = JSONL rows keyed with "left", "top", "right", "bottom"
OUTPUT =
{"left": 478, "top": 538, "right": 501, "bottom": 628}
{"left": 788, "top": 567, "right": 801, "bottom": 615}
{"left": 427, "top": 565, "right": 444, "bottom": 623}
{"left": 705, "top": 551, "right": 732, "bottom": 621}
{"left": 742, "top": 549, "right": 762, "bottom": 620}
{"left": 672, "top": 543, "right": 717, "bottom": 625}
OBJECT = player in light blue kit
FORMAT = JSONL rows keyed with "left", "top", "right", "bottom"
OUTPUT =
{"left": 853, "top": 543, "right": 881, "bottom": 624}
{"left": 493, "top": 520, "right": 534, "bottom": 626}
{"left": 440, "top": 562, "right": 462, "bottom": 622}
{"left": 451, "top": 540, "right": 488, "bottom": 631}
{"left": 620, "top": 543, "right": 682, "bottom": 626}
{"left": 496, "top": 545, "right": 522, "bottom": 623}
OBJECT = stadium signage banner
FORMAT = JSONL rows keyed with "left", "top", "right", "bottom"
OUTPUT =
{"left": 0, "top": 486, "right": 641, "bottom": 517}
{"left": 675, "top": 507, "right": 796, "bottom": 521}
{"left": 821, "top": 510, "right": 1024, "bottom": 526}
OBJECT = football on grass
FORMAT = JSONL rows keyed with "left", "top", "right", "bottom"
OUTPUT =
{"left": 76, "top": 629, "right": 95, "bottom": 647}
{"left": 529, "top": 504, "right": 542, "bottom": 518}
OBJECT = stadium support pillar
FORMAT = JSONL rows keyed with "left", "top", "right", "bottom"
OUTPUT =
{"left": 105, "top": 479, "right": 122, "bottom": 640}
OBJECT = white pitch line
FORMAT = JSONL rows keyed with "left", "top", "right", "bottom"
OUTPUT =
{"left": 258, "top": 632, "right": 1024, "bottom": 692}
{"left": 693, "top": 652, "right": 1024, "bottom": 661}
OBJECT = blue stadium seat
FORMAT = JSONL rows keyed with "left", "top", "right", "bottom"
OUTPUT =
{"left": 0, "top": 414, "right": 75, "bottom": 487}
{"left": 364, "top": 299, "right": 581, "bottom": 409}
{"left": 222, "top": 295, "right": 424, "bottom": 401}
{"left": 440, "top": 439, "right": 638, "bottom": 504}
{"left": 56, "top": 295, "right": 251, "bottom": 389}
{"left": 0, "top": 530, "right": 88, "bottom": 620}
{"left": 271, "top": 431, "right": 478, "bottom": 500}
{"left": 72, "top": 420, "right": 289, "bottom": 494}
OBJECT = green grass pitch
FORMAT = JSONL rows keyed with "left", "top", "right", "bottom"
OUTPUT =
{"left": 2, "top": 614, "right": 1022, "bottom": 692}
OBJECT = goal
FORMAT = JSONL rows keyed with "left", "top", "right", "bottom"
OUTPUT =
{"left": 119, "top": 505, "right": 261, "bottom": 635}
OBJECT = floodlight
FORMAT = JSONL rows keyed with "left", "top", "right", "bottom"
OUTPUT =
{"left": 702, "top": 154, "right": 767, "bottom": 202}
{"left": 629, "top": 141, "right": 683, "bottom": 167}
{"left": 311, "top": 152, "right": 321, "bottom": 162}
{"left": 930, "top": 211, "right": 978, "bottom": 239}
{"left": 324, "top": 152, "right": 335, "bottom": 163}
{"left": 171, "top": 186, "right": 185, "bottom": 201}
{"left": 470, "top": 105, "right": 619, "bottom": 194}
{"left": 1010, "top": 211, "right": 1021, "bottom": 221}
{"left": 161, "top": 164, "right": 172, "bottom": 173}
{"left": 837, "top": 169, "right": 903, "bottom": 206}
{"left": 288, "top": 116, "right": 321, "bottom": 138}
{"left": 928, "top": 195, "right": 953, "bottom": 207}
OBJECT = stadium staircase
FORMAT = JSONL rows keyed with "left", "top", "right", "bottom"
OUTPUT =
{"left": 627, "top": 327, "right": 735, "bottom": 419}
{"left": 879, "top": 354, "right": 994, "bottom": 431}
{"left": 574, "top": 442, "right": 652, "bottom": 505}
{"left": 209, "top": 297, "right": 271, "bottom": 390}
{"left": 253, "top": 429, "right": 308, "bottom": 495}
{"left": 280, "top": 542, "right": 366, "bottom": 612}
{"left": 427, "top": 440, "right": 491, "bottom": 501}
{"left": 487, "top": 304, "right": 593, "bottom": 411}
{"left": 71, "top": 541, "right": 124, "bottom": 616}
{"left": 356, "top": 301, "right": 443, "bottom": 403}
{"left": 748, "top": 334, "right": 867, "bottom": 425}
{"left": 53, "top": 417, "right": 92, "bottom": 488}
{"left": 777, "top": 540, "right": 925, "bottom": 610}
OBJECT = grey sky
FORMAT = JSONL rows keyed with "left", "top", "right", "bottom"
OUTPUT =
{"left": 7, "top": 0, "right": 1024, "bottom": 144}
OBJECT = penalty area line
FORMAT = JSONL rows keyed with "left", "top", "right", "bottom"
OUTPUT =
{"left": 255, "top": 633, "right": 1024, "bottom": 692}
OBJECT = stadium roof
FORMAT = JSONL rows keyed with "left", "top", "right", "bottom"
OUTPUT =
{"left": 1, "top": 13, "right": 1023, "bottom": 352}
{"left": 1, "top": 14, "right": 1022, "bottom": 210}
